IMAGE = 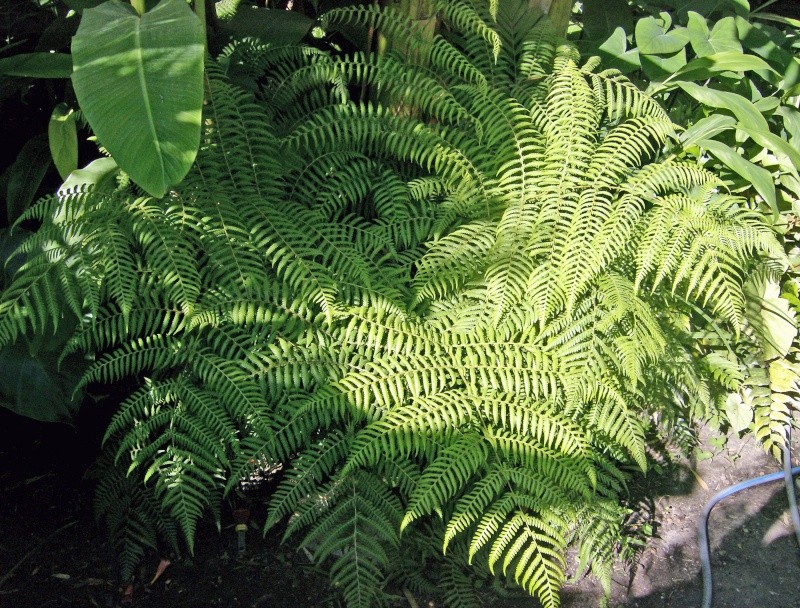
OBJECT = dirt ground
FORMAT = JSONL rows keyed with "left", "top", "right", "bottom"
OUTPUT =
{"left": 562, "top": 429, "right": 800, "bottom": 608}
{"left": 1, "top": 410, "right": 799, "bottom": 608}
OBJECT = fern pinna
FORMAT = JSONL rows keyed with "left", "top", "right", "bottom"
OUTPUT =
{"left": 0, "top": 1, "right": 787, "bottom": 606}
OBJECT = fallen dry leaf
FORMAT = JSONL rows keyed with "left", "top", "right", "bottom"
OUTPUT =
{"left": 149, "top": 558, "right": 171, "bottom": 586}
{"left": 121, "top": 583, "right": 134, "bottom": 606}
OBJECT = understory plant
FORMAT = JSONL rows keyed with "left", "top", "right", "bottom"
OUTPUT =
{"left": 575, "top": 0, "right": 800, "bottom": 456}
{"left": 0, "top": 1, "right": 790, "bottom": 606}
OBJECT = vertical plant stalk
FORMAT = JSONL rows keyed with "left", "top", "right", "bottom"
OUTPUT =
{"left": 361, "top": 0, "right": 381, "bottom": 103}
{"left": 131, "top": 0, "right": 146, "bottom": 15}
{"left": 195, "top": 0, "right": 207, "bottom": 52}
{"left": 529, "top": 0, "right": 571, "bottom": 38}
{"left": 376, "top": 0, "right": 438, "bottom": 114}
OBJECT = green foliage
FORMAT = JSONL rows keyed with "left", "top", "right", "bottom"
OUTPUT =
{"left": 577, "top": 0, "right": 800, "bottom": 218}
{"left": 71, "top": 0, "right": 206, "bottom": 198}
{"left": 0, "top": 1, "right": 791, "bottom": 606}
{"left": 574, "top": 0, "right": 800, "bottom": 457}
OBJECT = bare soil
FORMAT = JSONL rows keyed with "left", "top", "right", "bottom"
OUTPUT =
{"left": 562, "top": 429, "right": 800, "bottom": 608}
{"left": 1, "top": 410, "right": 799, "bottom": 608}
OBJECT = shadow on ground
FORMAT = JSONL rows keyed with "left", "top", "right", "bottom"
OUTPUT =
{"left": 562, "top": 431, "right": 800, "bottom": 608}
{"left": 2, "top": 409, "right": 799, "bottom": 608}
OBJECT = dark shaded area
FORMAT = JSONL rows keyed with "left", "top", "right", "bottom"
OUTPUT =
{"left": 0, "top": 409, "right": 333, "bottom": 608}
{"left": 5, "top": 412, "right": 797, "bottom": 608}
{"left": 753, "top": 0, "right": 800, "bottom": 19}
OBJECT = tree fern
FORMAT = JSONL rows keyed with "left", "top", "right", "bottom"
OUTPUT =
{"left": 0, "top": 1, "right": 789, "bottom": 607}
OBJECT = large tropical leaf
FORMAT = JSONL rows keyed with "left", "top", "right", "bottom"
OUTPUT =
{"left": 71, "top": 0, "right": 205, "bottom": 197}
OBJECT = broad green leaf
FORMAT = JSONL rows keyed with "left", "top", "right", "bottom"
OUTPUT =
{"left": 745, "top": 275, "right": 797, "bottom": 359}
{"left": 0, "top": 344, "right": 85, "bottom": 422}
{"left": 636, "top": 17, "right": 689, "bottom": 55}
{"left": 62, "top": 0, "right": 108, "bottom": 8}
{"left": 776, "top": 106, "right": 800, "bottom": 147}
{"left": 736, "top": 17, "right": 797, "bottom": 86}
{"left": 753, "top": 97, "right": 780, "bottom": 114}
{"left": 664, "top": 51, "right": 774, "bottom": 85}
{"left": 0, "top": 52, "right": 72, "bottom": 78}
{"left": 686, "top": 13, "right": 741, "bottom": 57}
{"left": 597, "top": 27, "right": 641, "bottom": 74}
{"left": 48, "top": 103, "right": 79, "bottom": 180}
{"left": 735, "top": 124, "right": 800, "bottom": 177}
{"left": 38, "top": 16, "right": 81, "bottom": 53}
{"left": 724, "top": 392, "right": 752, "bottom": 434}
{"left": 698, "top": 138, "right": 778, "bottom": 216}
{"left": 754, "top": 13, "right": 800, "bottom": 30}
{"left": 725, "top": 0, "right": 750, "bottom": 17}
{"left": 64, "top": 0, "right": 161, "bottom": 10}
{"left": 677, "top": 82, "right": 769, "bottom": 132}
{"left": 58, "top": 157, "right": 120, "bottom": 196}
{"left": 71, "top": 0, "right": 205, "bottom": 198}
{"left": 5, "top": 135, "right": 51, "bottom": 224}
{"left": 641, "top": 49, "right": 686, "bottom": 82}
{"left": 220, "top": 6, "right": 315, "bottom": 44}
{"left": 678, "top": 114, "right": 736, "bottom": 149}
{"left": 667, "top": 0, "right": 748, "bottom": 19}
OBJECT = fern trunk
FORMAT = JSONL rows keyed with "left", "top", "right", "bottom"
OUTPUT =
{"left": 529, "top": 0, "right": 571, "bottom": 37}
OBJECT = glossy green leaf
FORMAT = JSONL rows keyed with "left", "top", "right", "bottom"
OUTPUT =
{"left": 776, "top": 106, "right": 800, "bottom": 147}
{"left": 58, "top": 157, "right": 120, "bottom": 196}
{"left": 677, "top": 82, "right": 769, "bottom": 132}
{"left": 686, "top": 13, "right": 742, "bottom": 57}
{"left": 754, "top": 13, "right": 800, "bottom": 30}
{"left": 220, "top": 6, "right": 315, "bottom": 44}
{"left": 0, "top": 344, "right": 85, "bottom": 422}
{"left": 71, "top": 0, "right": 205, "bottom": 198}
{"left": 735, "top": 124, "right": 800, "bottom": 177}
{"left": 62, "top": 0, "right": 108, "bottom": 8}
{"left": 698, "top": 138, "right": 778, "bottom": 216}
{"left": 664, "top": 51, "right": 774, "bottom": 84}
{"left": 641, "top": 49, "right": 686, "bottom": 82}
{"left": 678, "top": 114, "right": 736, "bottom": 149}
{"left": 636, "top": 17, "right": 689, "bottom": 55}
{"left": 5, "top": 135, "right": 51, "bottom": 224}
{"left": 596, "top": 27, "right": 641, "bottom": 74}
{"left": 0, "top": 52, "right": 72, "bottom": 78}
{"left": 667, "top": 0, "right": 747, "bottom": 19}
{"left": 37, "top": 16, "right": 81, "bottom": 53}
{"left": 48, "top": 103, "right": 79, "bottom": 180}
{"left": 736, "top": 17, "right": 797, "bottom": 83}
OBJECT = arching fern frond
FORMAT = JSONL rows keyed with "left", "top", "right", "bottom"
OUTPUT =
{"left": 1, "top": 2, "right": 788, "bottom": 607}
{"left": 290, "top": 470, "right": 403, "bottom": 608}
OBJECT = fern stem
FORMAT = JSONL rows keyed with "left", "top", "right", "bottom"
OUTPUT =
{"left": 402, "top": 587, "right": 420, "bottom": 608}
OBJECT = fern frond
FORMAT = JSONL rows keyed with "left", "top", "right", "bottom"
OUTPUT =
{"left": 402, "top": 432, "right": 489, "bottom": 530}
{"left": 487, "top": 510, "right": 567, "bottom": 608}
{"left": 79, "top": 335, "right": 187, "bottom": 388}
{"left": 292, "top": 470, "right": 403, "bottom": 608}
{"left": 265, "top": 429, "right": 352, "bottom": 532}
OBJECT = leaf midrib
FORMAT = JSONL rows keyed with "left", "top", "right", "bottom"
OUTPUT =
{"left": 133, "top": 17, "right": 167, "bottom": 185}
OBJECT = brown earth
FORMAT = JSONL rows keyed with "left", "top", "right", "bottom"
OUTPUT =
{"left": 562, "top": 429, "right": 800, "bottom": 608}
{"left": 1, "top": 411, "right": 799, "bottom": 608}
